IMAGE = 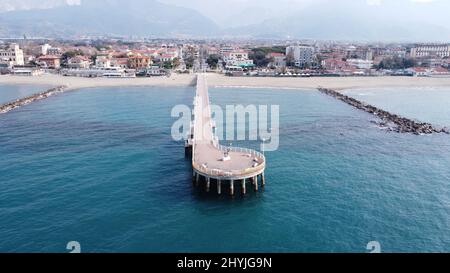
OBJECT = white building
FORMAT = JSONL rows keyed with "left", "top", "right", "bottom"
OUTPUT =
{"left": 223, "top": 50, "right": 254, "bottom": 68}
{"left": 286, "top": 45, "right": 314, "bottom": 67}
{"left": 47, "top": 47, "right": 62, "bottom": 56}
{"left": 220, "top": 46, "right": 234, "bottom": 56}
{"left": 62, "top": 67, "right": 135, "bottom": 78}
{"left": 266, "top": 53, "right": 286, "bottom": 68}
{"left": 411, "top": 45, "right": 450, "bottom": 58}
{"left": 146, "top": 66, "right": 168, "bottom": 76}
{"left": 408, "top": 67, "right": 429, "bottom": 77}
{"left": 11, "top": 67, "right": 44, "bottom": 76}
{"left": 68, "top": 56, "right": 91, "bottom": 69}
{"left": 160, "top": 54, "right": 176, "bottom": 62}
{"left": 95, "top": 54, "right": 111, "bottom": 68}
{"left": 347, "top": 59, "right": 373, "bottom": 70}
{"left": 0, "top": 44, "right": 25, "bottom": 67}
{"left": 41, "top": 44, "right": 63, "bottom": 56}
{"left": 41, "top": 44, "right": 51, "bottom": 55}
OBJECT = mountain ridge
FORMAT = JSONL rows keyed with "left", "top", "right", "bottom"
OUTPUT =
{"left": 0, "top": 0, "right": 449, "bottom": 42}
{"left": 0, "top": 0, "right": 220, "bottom": 38}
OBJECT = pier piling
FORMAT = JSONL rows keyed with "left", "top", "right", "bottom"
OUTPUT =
{"left": 217, "top": 180, "right": 222, "bottom": 195}
{"left": 206, "top": 178, "right": 211, "bottom": 193}
{"left": 195, "top": 173, "right": 200, "bottom": 187}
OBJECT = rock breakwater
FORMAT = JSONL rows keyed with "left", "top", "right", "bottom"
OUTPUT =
{"left": 318, "top": 88, "right": 449, "bottom": 135}
{"left": 0, "top": 86, "right": 67, "bottom": 114}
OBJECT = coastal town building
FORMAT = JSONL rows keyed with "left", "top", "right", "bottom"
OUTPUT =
{"left": 411, "top": 44, "right": 450, "bottom": 58}
{"left": 409, "top": 67, "right": 428, "bottom": 77}
{"left": 47, "top": 47, "right": 62, "bottom": 56}
{"left": 346, "top": 59, "right": 373, "bottom": 70}
{"left": 61, "top": 65, "right": 136, "bottom": 78}
{"left": 128, "top": 55, "right": 151, "bottom": 69}
{"left": 67, "top": 56, "right": 91, "bottom": 69}
{"left": 286, "top": 45, "right": 314, "bottom": 67}
{"left": 159, "top": 54, "right": 176, "bottom": 62}
{"left": 10, "top": 66, "right": 44, "bottom": 76}
{"left": 95, "top": 53, "right": 112, "bottom": 68}
{"left": 165, "top": 47, "right": 181, "bottom": 59}
{"left": 347, "top": 46, "right": 373, "bottom": 60}
{"left": 223, "top": 50, "right": 254, "bottom": 68}
{"left": 110, "top": 57, "right": 128, "bottom": 68}
{"left": 266, "top": 53, "right": 286, "bottom": 68}
{"left": 430, "top": 67, "right": 450, "bottom": 77}
{"left": 386, "top": 47, "right": 407, "bottom": 58}
{"left": 37, "top": 55, "right": 61, "bottom": 69}
{"left": 321, "top": 58, "right": 348, "bottom": 71}
{"left": 0, "top": 44, "right": 25, "bottom": 67}
{"left": 145, "top": 66, "right": 168, "bottom": 76}
{"left": 207, "top": 47, "right": 219, "bottom": 56}
{"left": 41, "top": 44, "right": 51, "bottom": 55}
{"left": 408, "top": 67, "right": 450, "bottom": 77}
{"left": 220, "top": 46, "right": 235, "bottom": 56}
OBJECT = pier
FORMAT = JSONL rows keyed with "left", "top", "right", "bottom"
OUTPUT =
{"left": 318, "top": 87, "right": 450, "bottom": 135}
{"left": 186, "top": 74, "right": 266, "bottom": 196}
{"left": 0, "top": 86, "right": 67, "bottom": 114}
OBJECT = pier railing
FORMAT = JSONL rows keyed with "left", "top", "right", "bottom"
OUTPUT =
{"left": 193, "top": 160, "right": 266, "bottom": 179}
{"left": 193, "top": 143, "right": 266, "bottom": 179}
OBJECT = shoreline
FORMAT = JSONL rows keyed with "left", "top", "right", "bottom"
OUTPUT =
{"left": 208, "top": 74, "right": 450, "bottom": 91}
{"left": 0, "top": 74, "right": 197, "bottom": 92}
{"left": 2, "top": 73, "right": 450, "bottom": 91}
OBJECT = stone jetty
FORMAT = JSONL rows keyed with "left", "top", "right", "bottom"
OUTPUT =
{"left": 0, "top": 86, "right": 67, "bottom": 114}
{"left": 318, "top": 88, "right": 449, "bottom": 135}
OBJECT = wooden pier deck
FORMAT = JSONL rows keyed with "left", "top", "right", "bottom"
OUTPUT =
{"left": 187, "top": 74, "right": 266, "bottom": 195}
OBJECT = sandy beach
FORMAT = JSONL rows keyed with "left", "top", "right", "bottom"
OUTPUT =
{"left": 2, "top": 73, "right": 450, "bottom": 91}
{"left": 0, "top": 73, "right": 197, "bottom": 91}
{"left": 207, "top": 74, "right": 450, "bottom": 90}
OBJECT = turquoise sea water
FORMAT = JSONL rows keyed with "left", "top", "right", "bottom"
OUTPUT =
{"left": 0, "top": 84, "right": 52, "bottom": 105}
{"left": 1, "top": 85, "right": 450, "bottom": 253}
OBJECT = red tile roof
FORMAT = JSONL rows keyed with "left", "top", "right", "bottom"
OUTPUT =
{"left": 38, "top": 55, "right": 60, "bottom": 60}
{"left": 432, "top": 67, "right": 449, "bottom": 73}
{"left": 267, "top": 53, "right": 285, "bottom": 58}
{"left": 412, "top": 67, "right": 427, "bottom": 72}
{"left": 161, "top": 54, "right": 174, "bottom": 58}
